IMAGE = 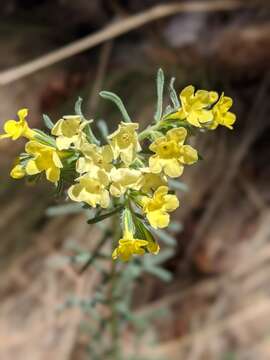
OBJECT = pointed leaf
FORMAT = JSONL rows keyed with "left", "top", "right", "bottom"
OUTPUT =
{"left": 100, "top": 91, "right": 131, "bottom": 123}
{"left": 43, "top": 114, "right": 54, "bottom": 130}
{"left": 154, "top": 68, "right": 164, "bottom": 123}
{"left": 169, "top": 77, "right": 180, "bottom": 109}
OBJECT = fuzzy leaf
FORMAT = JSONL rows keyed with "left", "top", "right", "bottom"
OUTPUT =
{"left": 169, "top": 77, "right": 180, "bottom": 109}
{"left": 154, "top": 68, "right": 164, "bottom": 123}
{"left": 97, "top": 119, "right": 109, "bottom": 139}
{"left": 75, "top": 97, "right": 83, "bottom": 117}
{"left": 43, "top": 114, "right": 54, "bottom": 130}
{"left": 152, "top": 228, "right": 176, "bottom": 246}
{"left": 100, "top": 91, "right": 131, "bottom": 123}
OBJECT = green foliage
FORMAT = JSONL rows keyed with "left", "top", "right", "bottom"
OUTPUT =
{"left": 100, "top": 90, "right": 132, "bottom": 123}
{"left": 43, "top": 114, "right": 54, "bottom": 130}
{"left": 154, "top": 68, "right": 165, "bottom": 123}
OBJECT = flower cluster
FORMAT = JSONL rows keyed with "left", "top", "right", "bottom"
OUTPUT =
{"left": 1, "top": 71, "right": 236, "bottom": 261}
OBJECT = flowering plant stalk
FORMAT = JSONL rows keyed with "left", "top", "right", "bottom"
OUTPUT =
{"left": 1, "top": 69, "right": 236, "bottom": 358}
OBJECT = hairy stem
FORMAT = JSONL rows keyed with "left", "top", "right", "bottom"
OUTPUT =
{"left": 138, "top": 123, "right": 160, "bottom": 141}
{"left": 109, "top": 214, "right": 121, "bottom": 360}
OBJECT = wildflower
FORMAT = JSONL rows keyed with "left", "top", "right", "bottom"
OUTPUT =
{"left": 112, "top": 229, "right": 148, "bottom": 261}
{"left": 139, "top": 169, "right": 167, "bottom": 194}
{"left": 108, "top": 122, "right": 141, "bottom": 165}
{"left": 110, "top": 167, "right": 142, "bottom": 197}
{"left": 149, "top": 127, "right": 198, "bottom": 178}
{"left": 68, "top": 169, "right": 110, "bottom": 208}
{"left": 0, "top": 109, "right": 35, "bottom": 140}
{"left": 141, "top": 186, "right": 179, "bottom": 229}
{"left": 76, "top": 143, "right": 113, "bottom": 175}
{"left": 167, "top": 85, "right": 218, "bottom": 127}
{"left": 209, "top": 93, "right": 236, "bottom": 130}
{"left": 51, "top": 115, "right": 88, "bottom": 150}
{"left": 24, "top": 141, "right": 63, "bottom": 183}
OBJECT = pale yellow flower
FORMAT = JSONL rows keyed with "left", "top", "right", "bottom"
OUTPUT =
{"left": 167, "top": 85, "right": 218, "bottom": 127}
{"left": 108, "top": 122, "right": 141, "bottom": 165}
{"left": 149, "top": 127, "right": 198, "bottom": 178}
{"left": 138, "top": 168, "right": 167, "bottom": 194}
{"left": 68, "top": 169, "right": 110, "bottom": 208}
{"left": 0, "top": 109, "right": 35, "bottom": 140}
{"left": 76, "top": 143, "right": 113, "bottom": 175}
{"left": 51, "top": 115, "right": 89, "bottom": 150}
{"left": 209, "top": 93, "right": 236, "bottom": 130}
{"left": 141, "top": 186, "right": 179, "bottom": 229}
{"left": 24, "top": 141, "right": 63, "bottom": 183}
{"left": 109, "top": 167, "right": 142, "bottom": 197}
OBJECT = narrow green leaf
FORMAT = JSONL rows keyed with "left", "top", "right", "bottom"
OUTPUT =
{"left": 122, "top": 208, "right": 136, "bottom": 234}
{"left": 87, "top": 206, "right": 123, "bottom": 224}
{"left": 75, "top": 96, "right": 83, "bottom": 116}
{"left": 145, "top": 266, "right": 172, "bottom": 282}
{"left": 97, "top": 119, "right": 109, "bottom": 139}
{"left": 168, "top": 221, "right": 183, "bottom": 233}
{"left": 100, "top": 90, "right": 131, "bottom": 123}
{"left": 34, "top": 129, "right": 56, "bottom": 147}
{"left": 154, "top": 68, "right": 164, "bottom": 123}
{"left": 43, "top": 114, "right": 54, "bottom": 130}
{"left": 74, "top": 97, "right": 100, "bottom": 145}
{"left": 84, "top": 123, "right": 100, "bottom": 146}
{"left": 168, "top": 179, "right": 189, "bottom": 192}
{"left": 46, "top": 203, "right": 84, "bottom": 217}
{"left": 152, "top": 228, "right": 176, "bottom": 246}
{"left": 163, "top": 104, "right": 174, "bottom": 117}
{"left": 169, "top": 77, "right": 180, "bottom": 109}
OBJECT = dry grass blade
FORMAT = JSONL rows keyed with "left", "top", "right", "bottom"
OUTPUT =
{"left": 0, "top": 0, "right": 245, "bottom": 85}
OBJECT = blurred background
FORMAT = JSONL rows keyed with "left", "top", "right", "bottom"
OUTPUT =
{"left": 0, "top": 0, "right": 270, "bottom": 359}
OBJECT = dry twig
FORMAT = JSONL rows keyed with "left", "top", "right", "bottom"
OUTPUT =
{"left": 0, "top": 0, "right": 245, "bottom": 85}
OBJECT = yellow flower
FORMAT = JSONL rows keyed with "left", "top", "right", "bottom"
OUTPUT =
{"left": 168, "top": 85, "right": 218, "bottom": 127}
{"left": 24, "top": 141, "right": 63, "bottom": 183}
{"left": 51, "top": 115, "right": 89, "bottom": 150}
{"left": 209, "top": 93, "right": 236, "bottom": 130}
{"left": 112, "top": 230, "right": 148, "bottom": 261}
{"left": 109, "top": 167, "right": 142, "bottom": 197}
{"left": 108, "top": 122, "right": 141, "bottom": 165}
{"left": 68, "top": 169, "right": 110, "bottom": 208}
{"left": 141, "top": 186, "right": 179, "bottom": 229}
{"left": 149, "top": 127, "right": 198, "bottom": 178}
{"left": 76, "top": 143, "right": 113, "bottom": 175}
{"left": 0, "top": 109, "right": 35, "bottom": 140}
{"left": 138, "top": 168, "right": 167, "bottom": 194}
{"left": 10, "top": 164, "right": 26, "bottom": 179}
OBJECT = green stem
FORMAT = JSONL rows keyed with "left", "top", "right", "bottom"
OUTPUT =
{"left": 109, "top": 214, "right": 121, "bottom": 360}
{"left": 138, "top": 123, "right": 160, "bottom": 141}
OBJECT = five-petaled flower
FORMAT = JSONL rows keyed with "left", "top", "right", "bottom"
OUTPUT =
{"left": 209, "top": 93, "right": 236, "bottom": 130}
{"left": 149, "top": 127, "right": 198, "bottom": 177}
{"left": 51, "top": 115, "right": 89, "bottom": 150}
{"left": 108, "top": 122, "right": 141, "bottom": 165}
{"left": 167, "top": 85, "right": 218, "bottom": 127}
{"left": 141, "top": 186, "right": 179, "bottom": 229}
{"left": 24, "top": 141, "right": 63, "bottom": 183}
{"left": 109, "top": 167, "right": 142, "bottom": 197}
{"left": 112, "top": 230, "right": 149, "bottom": 261}
{"left": 68, "top": 168, "right": 110, "bottom": 208}
{"left": 76, "top": 143, "right": 113, "bottom": 175}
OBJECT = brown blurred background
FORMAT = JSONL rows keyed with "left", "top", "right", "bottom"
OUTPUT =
{"left": 0, "top": 1, "right": 270, "bottom": 359}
